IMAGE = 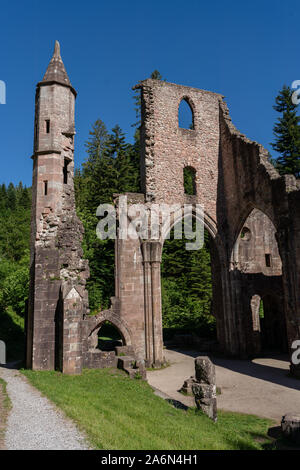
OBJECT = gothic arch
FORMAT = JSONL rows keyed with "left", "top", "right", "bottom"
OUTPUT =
{"left": 178, "top": 96, "right": 196, "bottom": 130}
{"left": 231, "top": 205, "right": 279, "bottom": 268}
{"left": 161, "top": 207, "right": 218, "bottom": 244}
{"left": 87, "top": 310, "right": 133, "bottom": 350}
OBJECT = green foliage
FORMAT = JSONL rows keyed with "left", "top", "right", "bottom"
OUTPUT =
{"left": 0, "top": 183, "right": 30, "bottom": 360}
{"left": 183, "top": 167, "right": 196, "bottom": 195}
{"left": 0, "top": 252, "right": 30, "bottom": 317}
{"left": 22, "top": 368, "right": 273, "bottom": 450}
{"left": 161, "top": 226, "right": 215, "bottom": 334}
{"left": 259, "top": 300, "right": 264, "bottom": 319}
{"left": 271, "top": 85, "right": 300, "bottom": 177}
{"left": 0, "top": 183, "right": 31, "bottom": 261}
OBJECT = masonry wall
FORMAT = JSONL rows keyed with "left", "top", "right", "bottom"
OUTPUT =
{"left": 121, "top": 79, "right": 300, "bottom": 366}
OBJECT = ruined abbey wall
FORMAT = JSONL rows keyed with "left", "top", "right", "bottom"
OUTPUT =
{"left": 27, "top": 44, "right": 300, "bottom": 376}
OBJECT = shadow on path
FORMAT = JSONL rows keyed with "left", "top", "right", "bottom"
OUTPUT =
{"left": 168, "top": 347, "right": 300, "bottom": 391}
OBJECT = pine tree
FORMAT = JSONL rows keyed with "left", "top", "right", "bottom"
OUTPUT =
{"left": 271, "top": 85, "right": 300, "bottom": 177}
{"left": 84, "top": 119, "right": 108, "bottom": 167}
{"left": 80, "top": 120, "right": 111, "bottom": 213}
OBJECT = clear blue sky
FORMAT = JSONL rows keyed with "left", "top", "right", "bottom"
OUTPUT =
{"left": 0, "top": 0, "right": 299, "bottom": 187}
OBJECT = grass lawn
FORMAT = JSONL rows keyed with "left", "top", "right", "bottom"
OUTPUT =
{"left": 0, "top": 378, "right": 11, "bottom": 449}
{"left": 22, "top": 368, "right": 274, "bottom": 450}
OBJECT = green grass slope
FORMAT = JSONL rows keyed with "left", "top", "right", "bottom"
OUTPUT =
{"left": 22, "top": 368, "right": 273, "bottom": 450}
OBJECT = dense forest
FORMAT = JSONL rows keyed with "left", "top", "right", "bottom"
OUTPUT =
{"left": 0, "top": 183, "right": 31, "bottom": 359}
{"left": 0, "top": 81, "right": 299, "bottom": 360}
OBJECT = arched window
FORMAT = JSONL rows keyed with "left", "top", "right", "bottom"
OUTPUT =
{"left": 178, "top": 98, "right": 194, "bottom": 129}
{"left": 240, "top": 226, "right": 251, "bottom": 241}
{"left": 183, "top": 166, "right": 196, "bottom": 195}
{"left": 97, "top": 321, "right": 124, "bottom": 351}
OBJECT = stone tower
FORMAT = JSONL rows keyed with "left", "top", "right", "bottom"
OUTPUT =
{"left": 26, "top": 41, "right": 89, "bottom": 374}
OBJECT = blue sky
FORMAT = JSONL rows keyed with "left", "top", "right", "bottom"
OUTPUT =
{"left": 0, "top": 0, "right": 299, "bottom": 186}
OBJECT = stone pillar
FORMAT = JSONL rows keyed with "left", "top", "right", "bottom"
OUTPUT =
{"left": 142, "top": 242, "right": 153, "bottom": 366}
{"left": 142, "top": 241, "right": 164, "bottom": 367}
{"left": 277, "top": 224, "right": 300, "bottom": 377}
{"left": 151, "top": 242, "right": 164, "bottom": 367}
{"left": 61, "top": 288, "right": 83, "bottom": 375}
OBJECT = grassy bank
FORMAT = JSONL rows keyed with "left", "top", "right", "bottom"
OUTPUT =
{"left": 22, "top": 368, "right": 274, "bottom": 450}
{"left": 0, "top": 378, "right": 11, "bottom": 449}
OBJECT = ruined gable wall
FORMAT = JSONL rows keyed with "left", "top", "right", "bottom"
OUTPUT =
{"left": 138, "top": 80, "right": 221, "bottom": 224}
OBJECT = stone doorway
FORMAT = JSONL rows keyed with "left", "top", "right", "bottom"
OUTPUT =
{"left": 260, "top": 295, "right": 288, "bottom": 354}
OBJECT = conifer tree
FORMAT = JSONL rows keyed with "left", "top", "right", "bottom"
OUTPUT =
{"left": 271, "top": 85, "right": 300, "bottom": 177}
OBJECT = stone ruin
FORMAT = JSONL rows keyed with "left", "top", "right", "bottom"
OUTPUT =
{"left": 180, "top": 357, "right": 217, "bottom": 421}
{"left": 281, "top": 413, "right": 300, "bottom": 445}
{"left": 26, "top": 41, "right": 300, "bottom": 378}
{"left": 193, "top": 357, "right": 217, "bottom": 421}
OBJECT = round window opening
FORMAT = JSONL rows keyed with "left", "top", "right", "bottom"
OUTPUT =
{"left": 240, "top": 226, "right": 251, "bottom": 241}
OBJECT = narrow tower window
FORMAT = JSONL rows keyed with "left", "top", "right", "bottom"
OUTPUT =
{"left": 265, "top": 253, "right": 271, "bottom": 267}
{"left": 45, "top": 120, "right": 50, "bottom": 134}
{"left": 178, "top": 98, "right": 194, "bottom": 129}
{"left": 63, "top": 159, "right": 69, "bottom": 184}
{"left": 44, "top": 181, "right": 48, "bottom": 196}
{"left": 183, "top": 166, "right": 196, "bottom": 195}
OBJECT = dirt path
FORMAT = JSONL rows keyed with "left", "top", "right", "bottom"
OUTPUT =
{"left": 147, "top": 349, "right": 300, "bottom": 422}
{"left": 0, "top": 366, "right": 89, "bottom": 450}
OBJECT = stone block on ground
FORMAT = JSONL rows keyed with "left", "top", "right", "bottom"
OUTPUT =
{"left": 179, "top": 376, "right": 197, "bottom": 396}
{"left": 281, "top": 413, "right": 300, "bottom": 444}
{"left": 117, "top": 356, "right": 135, "bottom": 370}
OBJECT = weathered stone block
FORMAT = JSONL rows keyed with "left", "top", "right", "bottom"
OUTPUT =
{"left": 195, "top": 356, "right": 216, "bottom": 385}
{"left": 281, "top": 413, "right": 300, "bottom": 444}
{"left": 192, "top": 356, "right": 217, "bottom": 421}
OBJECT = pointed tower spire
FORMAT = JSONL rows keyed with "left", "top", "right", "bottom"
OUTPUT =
{"left": 42, "top": 40, "right": 72, "bottom": 87}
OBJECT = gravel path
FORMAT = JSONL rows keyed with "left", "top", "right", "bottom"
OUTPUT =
{"left": 0, "top": 366, "right": 89, "bottom": 450}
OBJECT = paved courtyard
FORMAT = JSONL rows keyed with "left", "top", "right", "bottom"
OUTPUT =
{"left": 147, "top": 349, "right": 300, "bottom": 422}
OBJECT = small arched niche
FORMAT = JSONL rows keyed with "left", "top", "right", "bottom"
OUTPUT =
{"left": 97, "top": 321, "right": 124, "bottom": 351}
{"left": 178, "top": 98, "right": 194, "bottom": 130}
{"left": 236, "top": 208, "right": 282, "bottom": 274}
{"left": 183, "top": 166, "right": 196, "bottom": 195}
